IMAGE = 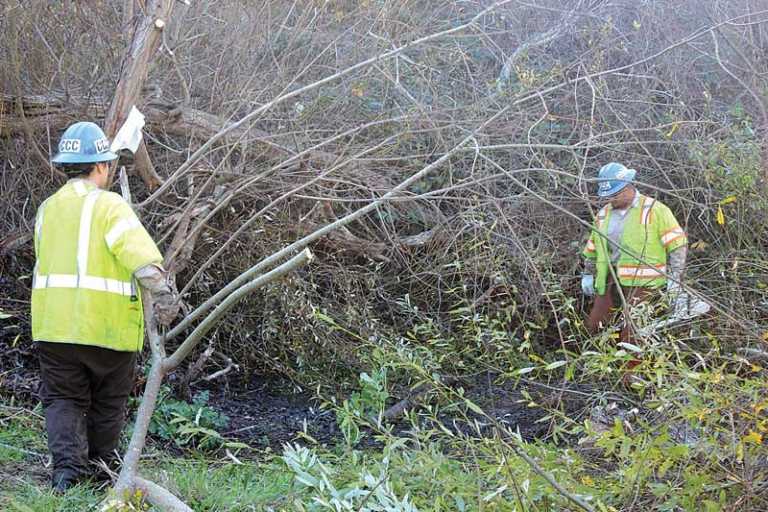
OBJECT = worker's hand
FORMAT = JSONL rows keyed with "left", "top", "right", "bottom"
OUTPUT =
{"left": 666, "top": 280, "right": 683, "bottom": 312}
{"left": 666, "top": 289, "right": 688, "bottom": 317}
{"left": 152, "top": 289, "right": 180, "bottom": 326}
{"left": 581, "top": 274, "right": 595, "bottom": 296}
{"left": 135, "top": 264, "right": 180, "bottom": 326}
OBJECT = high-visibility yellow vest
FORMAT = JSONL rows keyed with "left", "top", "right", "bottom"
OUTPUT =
{"left": 582, "top": 194, "right": 687, "bottom": 295}
{"left": 31, "top": 179, "right": 163, "bottom": 352}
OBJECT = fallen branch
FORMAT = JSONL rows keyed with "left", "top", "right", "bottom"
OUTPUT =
{"left": 177, "top": 340, "right": 215, "bottom": 400}
{"left": 0, "top": 94, "right": 349, "bottom": 173}
{"left": 133, "top": 477, "right": 193, "bottom": 512}
{"left": 497, "top": 430, "right": 596, "bottom": 512}
{"left": 202, "top": 353, "right": 238, "bottom": 382}
{"left": 0, "top": 442, "right": 45, "bottom": 459}
{"left": 737, "top": 347, "right": 768, "bottom": 361}
{"left": 107, "top": 249, "right": 314, "bottom": 511}
{"left": 166, "top": 110, "right": 505, "bottom": 340}
{"left": 382, "top": 383, "right": 435, "bottom": 421}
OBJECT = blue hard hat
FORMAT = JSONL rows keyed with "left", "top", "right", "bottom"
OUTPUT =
{"left": 596, "top": 162, "right": 636, "bottom": 197}
{"left": 51, "top": 122, "right": 118, "bottom": 164}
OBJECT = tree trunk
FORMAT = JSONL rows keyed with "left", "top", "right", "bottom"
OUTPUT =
{"left": 103, "top": 0, "right": 175, "bottom": 188}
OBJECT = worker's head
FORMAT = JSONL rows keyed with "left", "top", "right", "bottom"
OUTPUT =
{"left": 606, "top": 183, "right": 636, "bottom": 209}
{"left": 51, "top": 122, "right": 117, "bottom": 189}
{"left": 596, "top": 162, "right": 636, "bottom": 208}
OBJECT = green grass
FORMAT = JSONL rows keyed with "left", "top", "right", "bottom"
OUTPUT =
{"left": 1, "top": 459, "right": 297, "bottom": 512}
{"left": 0, "top": 405, "right": 298, "bottom": 511}
{"left": 0, "top": 405, "right": 47, "bottom": 463}
{"left": 145, "top": 459, "right": 296, "bottom": 511}
{"left": 2, "top": 483, "right": 103, "bottom": 512}
{"left": 0, "top": 405, "right": 105, "bottom": 512}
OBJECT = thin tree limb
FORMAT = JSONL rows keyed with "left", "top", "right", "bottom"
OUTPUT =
{"left": 164, "top": 248, "right": 314, "bottom": 370}
{"left": 138, "top": 0, "right": 516, "bottom": 207}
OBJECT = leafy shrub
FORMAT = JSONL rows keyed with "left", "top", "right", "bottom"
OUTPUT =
{"left": 148, "top": 389, "right": 238, "bottom": 451}
{"left": 335, "top": 369, "right": 390, "bottom": 447}
{"left": 282, "top": 443, "right": 419, "bottom": 512}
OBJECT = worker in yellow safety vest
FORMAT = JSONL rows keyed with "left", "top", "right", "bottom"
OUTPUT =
{"left": 581, "top": 162, "right": 688, "bottom": 347}
{"left": 31, "top": 121, "right": 179, "bottom": 492}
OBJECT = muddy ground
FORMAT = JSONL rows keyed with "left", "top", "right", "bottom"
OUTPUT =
{"left": 1, "top": 244, "right": 610, "bottom": 452}
{"left": 2, "top": 329, "right": 603, "bottom": 451}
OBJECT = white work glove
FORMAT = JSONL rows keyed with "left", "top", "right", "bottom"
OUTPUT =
{"left": 135, "top": 264, "right": 180, "bottom": 326}
{"left": 666, "top": 279, "right": 685, "bottom": 315}
{"left": 666, "top": 246, "right": 687, "bottom": 315}
{"left": 581, "top": 274, "right": 595, "bottom": 297}
{"left": 670, "top": 292, "right": 689, "bottom": 319}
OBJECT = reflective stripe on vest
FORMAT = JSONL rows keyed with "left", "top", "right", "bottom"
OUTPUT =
{"left": 661, "top": 227, "right": 685, "bottom": 247}
{"left": 105, "top": 218, "right": 141, "bottom": 249}
{"left": 35, "top": 188, "right": 136, "bottom": 297}
{"left": 78, "top": 190, "right": 101, "bottom": 276}
{"left": 640, "top": 197, "right": 654, "bottom": 225}
{"left": 617, "top": 264, "right": 666, "bottom": 279}
{"left": 33, "top": 274, "right": 134, "bottom": 296}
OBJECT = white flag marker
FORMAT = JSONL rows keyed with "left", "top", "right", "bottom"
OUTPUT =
{"left": 110, "top": 106, "right": 146, "bottom": 154}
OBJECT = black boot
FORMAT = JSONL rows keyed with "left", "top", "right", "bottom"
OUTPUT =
{"left": 44, "top": 404, "right": 89, "bottom": 492}
{"left": 51, "top": 469, "right": 80, "bottom": 494}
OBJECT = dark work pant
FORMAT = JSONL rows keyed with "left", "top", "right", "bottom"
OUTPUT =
{"left": 36, "top": 341, "right": 136, "bottom": 481}
{"left": 585, "top": 281, "right": 657, "bottom": 345}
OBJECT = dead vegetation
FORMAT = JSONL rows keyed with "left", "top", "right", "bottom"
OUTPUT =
{"left": 2, "top": 0, "right": 768, "bottom": 509}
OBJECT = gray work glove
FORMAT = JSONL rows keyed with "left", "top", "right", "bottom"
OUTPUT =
{"left": 666, "top": 246, "right": 687, "bottom": 311}
{"left": 581, "top": 273, "right": 595, "bottom": 297}
{"left": 135, "top": 264, "right": 180, "bottom": 326}
{"left": 152, "top": 288, "right": 180, "bottom": 326}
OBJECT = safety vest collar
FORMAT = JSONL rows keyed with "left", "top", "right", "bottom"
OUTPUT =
{"left": 66, "top": 178, "right": 99, "bottom": 197}
{"left": 596, "top": 193, "right": 653, "bottom": 231}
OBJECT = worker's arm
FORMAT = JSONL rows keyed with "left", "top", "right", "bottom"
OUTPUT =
{"left": 103, "top": 194, "right": 179, "bottom": 325}
{"left": 656, "top": 203, "right": 688, "bottom": 305}
{"left": 581, "top": 230, "right": 598, "bottom": 296}
{"left": 103, "top": 194, "right": 163, "bottom": 273}
{"left": 666, "top": 245, "right": 687, "bottom": 297}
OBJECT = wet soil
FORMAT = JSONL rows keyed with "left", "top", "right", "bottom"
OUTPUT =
{"left": 195, "top": 373, "right": 601, "bottom": 449}
{"left": 0, "top": 245, "right": 601, "bottom": 452}
{"left": 2, "top": 342, "right": 599, "bottom": 451}
{"left": 207, "top": 378, "right": 339, "bottom": 448}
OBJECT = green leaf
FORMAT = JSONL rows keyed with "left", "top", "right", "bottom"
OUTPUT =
{"left": 545, "top": 360, "right": 567, "bottom": 371}
{"left": 294, "top": 470, "right": 320, "bottom": 488}
{"left": 516, "top": 367, "right": 536, "bottom": 375}
{"left": 617, "top": 342, "right": 643, "bottom": 353}
{"left": 464, "top": 398, "right": 485, "bottom": 415}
